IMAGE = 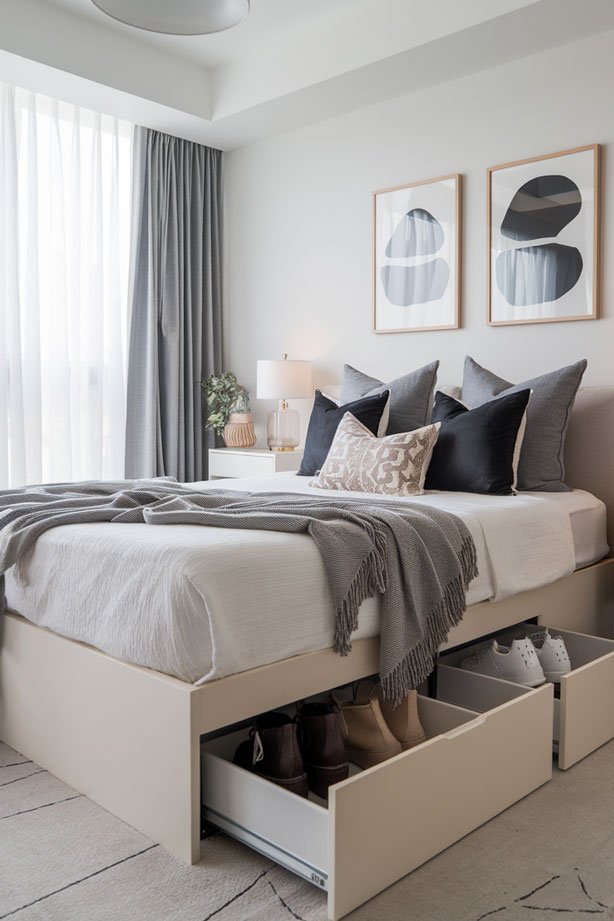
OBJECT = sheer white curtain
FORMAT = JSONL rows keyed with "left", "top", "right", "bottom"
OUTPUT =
{"left": 0, "top": 84, "right": 132, "bottom": 487}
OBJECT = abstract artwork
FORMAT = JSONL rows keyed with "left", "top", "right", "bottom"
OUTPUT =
{"left": 488, "top": 145, "right": 600, "bottom": 325}
{"left": 373, "top": 174, "right": 461, "bottom": 333}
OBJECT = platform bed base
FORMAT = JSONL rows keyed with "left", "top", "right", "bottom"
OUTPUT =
{"left": 1, "top": 558, "right": 613, "bottom": 913}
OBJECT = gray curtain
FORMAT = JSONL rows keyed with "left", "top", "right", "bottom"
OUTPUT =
{"left": 125, "top": 127, "right": 223, "bottom": 481}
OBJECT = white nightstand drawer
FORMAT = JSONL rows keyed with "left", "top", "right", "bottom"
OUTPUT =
{"left": 208, "top": 448, "right": 303, "bottom": 480}
{"left": 209, "top": 451, "right": 275, "bottom": 479}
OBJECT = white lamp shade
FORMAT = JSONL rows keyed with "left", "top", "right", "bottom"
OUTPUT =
{"left": 256, "top": 359, "right": 313, "bottom": 400}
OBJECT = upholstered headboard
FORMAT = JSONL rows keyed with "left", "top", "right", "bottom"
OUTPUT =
{"left": 565, "top": 387, "right": 614, "bottom": 550}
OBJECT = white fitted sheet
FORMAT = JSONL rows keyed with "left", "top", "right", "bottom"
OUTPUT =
{"left": 4, "top": 478, "right": 607, "bottom": 683}
{"left": 557, "top": 488, "right": 609, "bottom": 569}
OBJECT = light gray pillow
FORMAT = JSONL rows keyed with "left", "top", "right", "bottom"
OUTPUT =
{"left": 462, "top": 356, "right": 587, "bottom": 492}
{"left": 340, "top": 361, "right": 439, "bottom": 435}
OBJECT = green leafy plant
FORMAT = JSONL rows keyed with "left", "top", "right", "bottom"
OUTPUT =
{"left": 202, "top": 371, "right": 247, "bottom": 435}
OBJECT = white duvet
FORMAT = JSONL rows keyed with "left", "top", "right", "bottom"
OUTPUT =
{"left": 4, "top": 476, "right": 606, "bottom": 683}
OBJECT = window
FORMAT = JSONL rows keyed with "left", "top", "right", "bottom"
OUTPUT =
{"left": 0, "top": 84, "right": 132, "bottom": 487}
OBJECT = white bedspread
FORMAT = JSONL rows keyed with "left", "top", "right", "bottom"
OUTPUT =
{"left": 5, "top": 476, "right": 604, "bottom": 684}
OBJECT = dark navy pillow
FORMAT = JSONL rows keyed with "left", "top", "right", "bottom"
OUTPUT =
{"left": 299, "top": 390, "right": 390, "bottom": 477}
{"left": 425, "top": 389, "right": 531, "bottom": 495}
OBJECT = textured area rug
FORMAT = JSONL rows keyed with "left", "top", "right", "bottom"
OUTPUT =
{"left": 1, "top": 739, "right": 614, "bottom": 920}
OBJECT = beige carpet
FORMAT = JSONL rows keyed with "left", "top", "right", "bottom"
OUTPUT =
{"left": 1, "top": 739, "right": 614, "bottom": 921}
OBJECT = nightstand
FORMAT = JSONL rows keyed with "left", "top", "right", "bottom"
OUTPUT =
{"left": 208, "top": 447, "right": 304, "bottom": 480}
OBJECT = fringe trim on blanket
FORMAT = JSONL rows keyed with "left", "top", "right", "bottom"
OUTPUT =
{"left": 334, "top": 533, "right": 479, "bottom": 705}
{"left": 380, "top": 536, "right": 479, "bottom": 705}
{"left": 333, "top": 530, "right": 388, "bottom": 657}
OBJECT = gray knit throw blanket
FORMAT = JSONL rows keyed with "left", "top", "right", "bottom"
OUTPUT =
{"left": 0, "top": 478, "right": 478, "bottom": 703}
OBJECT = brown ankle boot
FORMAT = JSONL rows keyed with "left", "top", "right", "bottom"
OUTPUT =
{"left": 379, "top": 689, "right": 426, "bottom": 750}
{"left": 234, "top": 712, "right": 309, "bottom": 797}
{"left": 298, "top": 702, "right": 348, "bottom": 800}
{"left": 331, "top": 687, "right": 402, "bottom": 768}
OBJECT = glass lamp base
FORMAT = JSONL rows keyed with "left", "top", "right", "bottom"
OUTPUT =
{"left": 267, "top": 408, "right": 300, "bottom": 451}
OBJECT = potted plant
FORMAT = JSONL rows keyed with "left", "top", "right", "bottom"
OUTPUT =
{"left": 202, "top": 371, "right": 256, "bottom": 448}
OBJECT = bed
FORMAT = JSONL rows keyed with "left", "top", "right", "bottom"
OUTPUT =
{"left": 1, "top": 386, "right": 613, "bottom": 880}
{"left": 4, "top": 481, "right": 607, "bottom": 684}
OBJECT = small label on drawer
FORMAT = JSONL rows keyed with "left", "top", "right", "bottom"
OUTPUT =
{"left": 310, "top": 872, "right": 326, "bottom": 888}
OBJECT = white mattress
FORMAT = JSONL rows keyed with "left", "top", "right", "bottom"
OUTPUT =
{"left": 563, "top": 488, "right": 609, "bottom": 569}
{"left": 4, "top": 477, "right": 608, "bottom": 683}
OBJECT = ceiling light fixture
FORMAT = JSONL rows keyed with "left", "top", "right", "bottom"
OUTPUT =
{"left": 91, "top": 0, "right": 250, "bottom": 35}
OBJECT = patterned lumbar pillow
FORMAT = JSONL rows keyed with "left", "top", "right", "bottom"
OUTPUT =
{"left": 312, "top": 412, "right": 440, "bottom": 497}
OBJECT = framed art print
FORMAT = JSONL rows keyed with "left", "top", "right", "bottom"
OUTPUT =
{"left": 373, "top": 173, "right": 461, "bottom": 333}
{"left": 488, "top": 144, "right": 600, "bottom": 326}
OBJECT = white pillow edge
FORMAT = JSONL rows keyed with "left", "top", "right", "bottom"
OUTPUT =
{"left": 511, "top": 393, "right": 532, "bottom": 494}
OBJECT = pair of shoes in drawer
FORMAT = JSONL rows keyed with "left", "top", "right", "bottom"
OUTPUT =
{"left": 331, "top": 686, "right": 426, "bottom": 769}
{"left": 233, "top": 705, "right": 348, "bottom": 800}
{"left": 460, "top": 630, "right": 571, "bottom": 686}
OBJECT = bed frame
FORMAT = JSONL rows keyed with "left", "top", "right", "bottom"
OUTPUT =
{"left": 1, "top": 387, "right": 613, "bottom": 867}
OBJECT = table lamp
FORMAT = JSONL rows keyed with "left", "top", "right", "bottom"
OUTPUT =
{"left": 256, "top": 354, "right": 313, "bottom": 451}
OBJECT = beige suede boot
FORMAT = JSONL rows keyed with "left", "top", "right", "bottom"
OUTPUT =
{"left": 380, "top": 689, "right": 426, "bottom": 750}
{"left": 331, "top": 687, "right": 402, "bottom": 768}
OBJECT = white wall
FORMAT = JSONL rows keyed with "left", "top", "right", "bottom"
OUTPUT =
{"left": 224, "top": 30, "right": 614, "bottom": 443}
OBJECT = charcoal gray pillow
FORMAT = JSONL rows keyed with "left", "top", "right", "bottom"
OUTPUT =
{"left": 298, "top": 389, "right": 390, "bottom": 477}
{"left": 462, "top": 356, "right": 587, "bottom": 492}
{"left": 340, "top": 361, "right": 439, "bottom": 434}
{"left": 426, "top": 390, "right": 530, "bottom": 495}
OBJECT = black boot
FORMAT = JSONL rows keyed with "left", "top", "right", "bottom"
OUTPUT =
{"left": 299, "top": 702, "right": 348, "bottom": 800}
{"left": 234, "top": 711, "right": 309, "bottom": 797}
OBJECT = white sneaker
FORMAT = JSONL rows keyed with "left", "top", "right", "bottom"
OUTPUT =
{"left": 460, "top": 639, "right": 546, "bottom": 687}
{"left": 529, "top": 629, "right": 571, "bottom": 683}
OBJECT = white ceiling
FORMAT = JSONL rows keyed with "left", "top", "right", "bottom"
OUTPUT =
{"left": 2, "top": 0, "right": 614, "bottom": 149}
{"left": 44, "top": 0, "right": 360, "bottom": 67}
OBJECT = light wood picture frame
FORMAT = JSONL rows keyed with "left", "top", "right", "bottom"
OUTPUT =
{"left": 487, "top": 144, "right": 601, "bottom": 326}
{"left": 373, "top": 173, "right": 461, "bottom": 333}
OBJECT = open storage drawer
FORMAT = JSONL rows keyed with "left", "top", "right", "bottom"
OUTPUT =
{"left": 201, "top": 679, "right": 552, "bottom": 920}
{"left": 440, "top": 625, "right": 614, "bottom": 770}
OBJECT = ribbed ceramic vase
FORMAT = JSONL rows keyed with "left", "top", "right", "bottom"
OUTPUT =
{"left": 223, "top": 413, "right": 257, "bottom": 448}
